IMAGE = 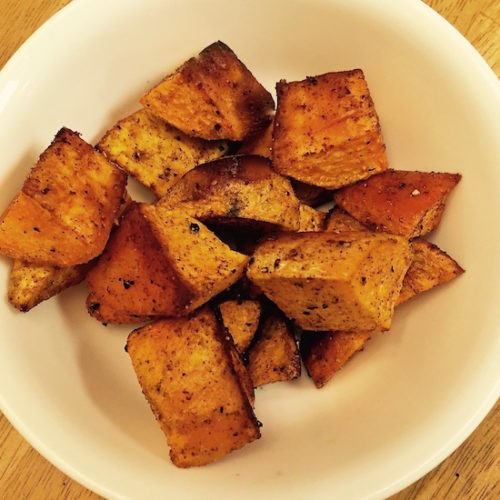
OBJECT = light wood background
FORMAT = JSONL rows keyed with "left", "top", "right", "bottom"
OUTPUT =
{"left": 0, "top": 0, "right": 498, "bottom": 498}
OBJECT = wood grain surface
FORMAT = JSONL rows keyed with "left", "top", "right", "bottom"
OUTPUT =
{"left": 0, "top": 0, "right": 498, "bottom": 498}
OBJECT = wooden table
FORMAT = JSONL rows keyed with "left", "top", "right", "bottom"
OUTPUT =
{"left": 0, "top": 0, "right": 498, "bottom": 498}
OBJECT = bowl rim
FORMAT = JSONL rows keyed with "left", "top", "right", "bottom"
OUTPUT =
{"left": 0, "top": 0, "right": 498, "bottom": 499}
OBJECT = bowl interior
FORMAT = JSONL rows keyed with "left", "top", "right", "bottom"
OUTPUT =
{"left": 0, "top": 1, "right": 499, "bottom": 499}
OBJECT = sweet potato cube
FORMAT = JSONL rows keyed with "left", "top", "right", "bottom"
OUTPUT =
{"left": 298, "top": 204, "right": 326, "bottom": 232}
{"left": 334, "top": 170, "right": 461, "bottom": 238}
{"left": 8, "top": 260, "right": 90, "bottom": 312}
{"left": 159, "top": 155, "right": 301, "bottom": 231}
{"left": 300, "top": 330, "right": 371, "bottom": 388}
{"left": 324, "top": 207, "right": 367, "bottom": 233}
{"left": 8, "top": 190, "right": 131, "bottom": 313}
{"left": 238, "top": 118, "right": 273, "bottom": 158}
{"left": 291, "top": 180, "right": 331, "bottom": 207}
{"left": 397, "top": 238, "right": 464, "bottom": 304}
{"left": 219, "top": 300, "right": 261, "bottom": 353}
{"left": 0, "top": 128, "right": 127, "bottom": 266}
{"left": 247, "top": 232, "right": 412, "bottom": 331}
{"left": 248, "top": 314, "right": 300, "bottom": 387}
{"left": 272, "top": 70, "right": 388, "bottom": 189}
{"left": 86, "top": 203, "right": 248, "bottom": 323}
{"left": 127, "top": 307, "right": 260, "bottom": 468}
{"left": 141, "top": 41, "right": 274, "bottom": 141}
{"left": 97, "top": 109, "right": 228, "bottom": 198}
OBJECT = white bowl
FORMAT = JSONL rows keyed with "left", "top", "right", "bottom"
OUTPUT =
{"left": 0, "top": 0, "right": 498, "bottom": 498}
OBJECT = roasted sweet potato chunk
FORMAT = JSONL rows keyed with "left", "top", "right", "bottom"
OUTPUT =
{"left": 248, "top": 314, "right": 300, "bottom": 387}
{"left": 298, "top": 205, "right": 326, "bottom": 232}
{"left": 247, "top": 232, "right": 412, "bottom": 332}
{"left": 272, "top": 70, "right": 388, "bottom": 189}
{"left": 238, "top": 119, "right": 273, "bottom": 158}
{"left": 0, "top": 128, "right": 127, "bottom": 266}
{"left": 8, "top": 260, "right": 90, "bottom": 312}
{"left": 300, "top": 330, "right": 371, "bottom": 388}
{"left": 8, "top": 191, "right": 131, "bottom": 313}
{"left": 334, "top": 170, "right": 461, "bottom": 238}
{"left": 291, "top": 180, "right": 331, "bottom": 207}
{"left": 324, "top": 207, "right": 367, "bottom": 233}
{"left": 97, "top": 109, "right": 228, "bottom": 198}
{"left": 219, "top": 300, "right": 261, "bottom": 353}
{"left": 86, "top": 203, "right": 248, "bottom": 323}
{"left": 141, "top": 41, "right": 274, "bottom": 141}
{"left": 397, "top": 238, "right": 464, "bottom": 304}
{"left": 159, "top": 155, "right": 301, "bottom": 231}
{"left": 127, "top": 307, "right": 260, "bottom": 468}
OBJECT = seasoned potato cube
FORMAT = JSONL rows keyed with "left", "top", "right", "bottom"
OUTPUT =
{"left": 159, "top": 155, "right": 301, "bottom": 231}
{"left": 97, "top": 109, "right": 228, "bottom": 198}
{"left": 298, "top": 204, "right": 326, "bottom": 232}
{"left": 219, "top": 300, "right": 261, "bottom": 353}
{"left": 397, "top": 238, "right": 464, "bottom": 304}
{"left": 291, "top": 180, "right": 331, "bottom": 207}
{"left": 300, "top": 330, "right": 371, "bottom": 388}
{"left": 334, "top": 170, "right": 461, "bottom": 238}
{"left": 324, "top": 207, "right": 368, "bottom": 233}
{"left": 8, "top": 260, "right": 90, "bottom": 312}
{"left": 127, "top": 307, "right": 260, "bottom": 468}
{"left": 8, "top": 191, "right": 131, "bottom": 313}
{"left": 0, "top": 128, "right": 127, "bottom": 266}
{"left": 247, "top": 232, "right": 412, "bottom": 331}
{"left": 248, "top": 314, "right": 300, "bottom": 387}
{"left": 238, "top": 118, "right": 273, "bottom": 158}
{"left": 86, "top": 203, "right": 248, "bottom": 323}
{"left": 272, "top": 70, "right": 388, "bottom": 189}
{"left": 141, "top": 41, "right": 274, "bottom": 141}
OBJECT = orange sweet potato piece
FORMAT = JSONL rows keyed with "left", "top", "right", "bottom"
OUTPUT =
{"left": 127, "top": 307, "right": 260, "bottom": 468}
{"left": 247, "top": 314, "right": 300, "bottom": 387}
{"left": 86, "top": 203, "right": 248, "bottom": 323}
{"left": 158, "top": 155, "right": 301, "bottom": 231}
{"left": 272, "top": 70, "right": 388, "bottom": 189}
{"left": 397, "top": 238, "right": 464, "bottom": 304}
{"left": 238, "top": 118, "right": 273, "bottom": 158}
{"left": 0, "top": 128, "right": 127, "bottom": 266}
{"left": 141, "top": 41, "right": 274, "bottom": 141}
{"left": 324, "top": 207, "right": 368, "bottom": 233}
{"left": 298, "top": 205, "right": 326, "bottom": 232}
{"left": 291, "top": 180, "right": 332, "bottom": 207}
{"left": 334, "top": 170, "right": 461, "bottom": 238}
{"left": 300, "top": 330, "right": 371, "bottom": 388}
{"left": 219, "top": 299, "right": 261, "bottom": 353}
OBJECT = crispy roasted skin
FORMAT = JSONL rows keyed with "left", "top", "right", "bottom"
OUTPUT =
{"left": 141, "top": 41, "right": 274, "bottom": 141}
{"left": 298, "top": 205, "right": 326, "bottom": 232}
{"left": 248, "top": 314, "right": 300, "bottom": 387}
{"left": 272, "top": 70, "right": 388, "bottom": 189}
{"left": 300, "top": 330, "right": 371, "bottom": 388}
{"left": 159, "top": 155, "right": 301, "bottom": 231}
{"left": 247, "top": 231, "right": 412, "bottom": 332}
{"left": 238, "top": 118, "right": 273, "bottom": 158}
{"left": 397, "top": 238, "right": 464, "bottom": 304}
{"left": 86, "top": 203, "right": 248, "bottom": 323}
{"left": 219, "top": 300, "right": 261, "bottom": 353}
{"left": 0, "top": 128, "right": 127, "bottom": 266}
{"left": 8, "top": 260, "right": 90, "bottom": 312}
{"left": 97, "top": 109, "right": 228, "bottom": 198}
{"left": 291, "top": 180, "right": 331, "bottom": 207}
{"left": 334, "top": 170, "right": 461, "bottom": 238}
{"left": 127, "top": 307, "right": 260, "bottom": 468}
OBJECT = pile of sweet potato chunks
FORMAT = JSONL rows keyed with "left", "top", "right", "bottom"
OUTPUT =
{"left": 0, "top": 42, "right": 463, "bottom": 467}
